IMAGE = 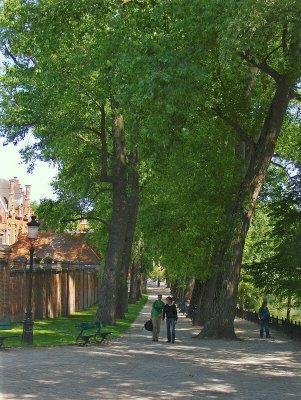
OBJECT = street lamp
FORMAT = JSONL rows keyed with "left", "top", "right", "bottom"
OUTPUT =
{"left": 22, "top": 215, "right": 40, "bottom": 344}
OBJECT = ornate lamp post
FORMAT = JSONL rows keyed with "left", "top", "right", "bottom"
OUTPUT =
{"left": 22, "top": 215, "right": 40, "bottom": 344}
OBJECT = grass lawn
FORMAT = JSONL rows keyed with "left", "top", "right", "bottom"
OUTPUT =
{"left": 3, "top": 295, "right": 148, "bottom": 348}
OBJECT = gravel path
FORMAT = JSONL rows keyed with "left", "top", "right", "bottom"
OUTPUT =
{"left": 1, "top": 285, "right": 301, "bottom": 399}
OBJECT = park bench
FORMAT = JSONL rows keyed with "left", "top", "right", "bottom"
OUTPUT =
{"left": 0, "top": 322, "right": 19, "bottom": 349}
{"left": 75, "top": 321, "right": 112, "bottom": 346}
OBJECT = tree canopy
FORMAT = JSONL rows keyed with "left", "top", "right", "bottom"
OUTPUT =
{"left": 1, "top": 0, "right": 301, "bottom": 333}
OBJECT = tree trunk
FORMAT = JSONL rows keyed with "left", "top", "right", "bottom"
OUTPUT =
{"left": 199, "top": 80, "right": 293, "bottom": 339}
{"left": 129, "top": 260, "right": 140, "bottom": 303}
{"left": 194, "top": 275, "right": 217, "bottom": 326}
{"left": 188, "top": 279, "right": 202, "bottom": 320}
{"left": 184, "top": 278, "right": 195, "bottom": 302}
{"left": 116, "top": 149, "right": 140, "bottom": 317}
{"left": 97, "top": 112, "right": 128, "bottom": 325}
{"left": 139, "top": 266, "right": 147, "bottom": 295}
{"left": 286, "top": 293, "right": 292, "bottom": 321}
{"left": 115, "top": 276, "right": 129, "bottom": 319}
{"left": 96, "top": 180, "right": 128, "bottom": 324}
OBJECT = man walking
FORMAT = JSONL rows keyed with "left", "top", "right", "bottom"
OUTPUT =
{"left": 151, "top": 294, "right": 164, "bottom": 342}
{"left": 258, "top": 301, "right": 271, "bottom": 338}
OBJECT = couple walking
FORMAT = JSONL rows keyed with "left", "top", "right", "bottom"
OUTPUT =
{"left": 151, "top": 294, "right": 178, "bottom": 343}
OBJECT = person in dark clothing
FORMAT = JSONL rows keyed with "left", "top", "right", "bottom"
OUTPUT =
{"left": 258, "top": 301, "right": 271, "bottom": 338}
{"left": 162, "top": 296, "right": 178, "bottom": 343}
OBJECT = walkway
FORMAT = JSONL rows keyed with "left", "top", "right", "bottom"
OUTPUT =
{"left": 1, "top": 285, "right": 301, "bottom": 399}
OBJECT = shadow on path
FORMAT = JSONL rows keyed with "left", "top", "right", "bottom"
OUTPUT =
{"left": 1, "top": 285, "right": 301, "bottom": 399}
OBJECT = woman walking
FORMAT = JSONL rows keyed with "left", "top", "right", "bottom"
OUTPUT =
{"left": 163, "top": 296, "right": 178, "bottom": 343}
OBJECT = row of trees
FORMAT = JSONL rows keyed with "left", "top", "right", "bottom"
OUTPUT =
{"left": 240, "top": 161, "right": 301, "bottom": 319}
{"left": 1, "top": 0, "right": 300, "bottom": 338}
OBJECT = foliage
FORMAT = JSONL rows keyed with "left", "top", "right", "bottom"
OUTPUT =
{"left": 1, "top": 0, "right": 301, "bottom": 326}
{"left": 243, "top": 163, "right": 301, "bottom": 306}
{"left": 237, "top": 277, "right": 261, "bottom": 311}
{"left": 148, "top": 264, "right": 165, "bottom": 282}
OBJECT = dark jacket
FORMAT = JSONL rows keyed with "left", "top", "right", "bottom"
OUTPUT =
{"left": 163, "top": 304, "right": 178, "bottom": 320}
{"left": 258, "top": 306, "right": 270, "bottom": 321}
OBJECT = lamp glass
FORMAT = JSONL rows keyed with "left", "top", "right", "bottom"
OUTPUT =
{"left": 28, "top": 225, "right": 39, "bottom": 240}
{"left": 27, "top": 216, "right": 40, "bottom": 240}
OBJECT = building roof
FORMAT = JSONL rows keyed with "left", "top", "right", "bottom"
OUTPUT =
{"left": 0, "top": 178, "right": 10, "bottom": 196}
{"left": 0, "top": 177, "right": 25, "bottom": 212}
{"left": 9, "top": 232, "right": 101, "bottom": 265}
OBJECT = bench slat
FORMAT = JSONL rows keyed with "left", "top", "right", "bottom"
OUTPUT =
{"left": 0, "top": 322, "right": 12, "bottom": 330}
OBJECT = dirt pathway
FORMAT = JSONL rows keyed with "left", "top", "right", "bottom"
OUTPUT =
{"left": 1, "top": 285, "right": 301, "bottom": 399}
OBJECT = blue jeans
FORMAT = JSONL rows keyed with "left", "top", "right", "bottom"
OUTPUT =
{"left": 166, "top": 318, "right": 176, "bottom": 342}
{"left": 259, "top": 320, "right": 270, "bottom": 337}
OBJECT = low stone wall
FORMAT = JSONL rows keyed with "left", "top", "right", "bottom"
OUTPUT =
{"left": 0, "top": 245, "right": 101, "bottom": 322}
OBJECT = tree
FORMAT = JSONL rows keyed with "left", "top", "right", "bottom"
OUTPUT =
{"left": 137, "top": 0, "right": 301, "bottom": 338}
{"left": 243, "top": 163, "right": 301, "bottom": 318}
{"left": 1, "top": 0, "right": 301, "bottom": 336}
{"left": 0, "top": 0, "right": 150, "bottom": 324}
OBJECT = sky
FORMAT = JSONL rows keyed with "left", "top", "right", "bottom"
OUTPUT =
{"left": 0, "top": 49, "right": 58, "bottom": 203}
{"left": 0, "top": 137, "right": 58, "bottom": 203}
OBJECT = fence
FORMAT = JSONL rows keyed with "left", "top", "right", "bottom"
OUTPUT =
{"left": 0, "top": 247, "right": 101, "bottom": 322}
{"left": 236, "top": 307, "right": 301, "bottom": 341}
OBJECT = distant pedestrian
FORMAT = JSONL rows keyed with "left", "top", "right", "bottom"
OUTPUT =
{"left": 163, "top": 296, "right": 178, "bottom": 343}
{"left": 157, "top": 279, "right": 160, "bottom": 287}
{"left": 258, "top": 301, "right": 271, "bottom": 338}
{"left": 151, "top": 294, "right": 164, "bottom": 342}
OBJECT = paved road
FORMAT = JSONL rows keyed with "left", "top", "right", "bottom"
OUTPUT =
{"left": 1, "top": 286, "right": 301, "bottom": 399}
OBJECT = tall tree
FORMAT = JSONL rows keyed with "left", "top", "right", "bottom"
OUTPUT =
{"left": 0, "top": 0, "right": 150, "bottom": 324}
{"left": 136, "top": 0, "right": 301, "bottom": 338}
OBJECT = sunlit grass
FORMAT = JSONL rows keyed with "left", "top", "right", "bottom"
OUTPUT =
{"left": 269, "top": 307, "right": 301, "bottom": 322}
{"left": 3, "top": 295, "right": 148, "bottom": 348}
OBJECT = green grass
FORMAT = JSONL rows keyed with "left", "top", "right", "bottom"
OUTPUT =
{"left": 3, "top": 295, "right": 148, "bottom": 348}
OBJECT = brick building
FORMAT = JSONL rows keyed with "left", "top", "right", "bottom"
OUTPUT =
{"left": 0, "top": 177, "right": 32, "bottom": 245}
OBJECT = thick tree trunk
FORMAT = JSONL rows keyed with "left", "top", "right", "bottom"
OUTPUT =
{"left": 188, "top": 279, "right": 202, "bottom": 320}
{"left": 115, "top": 276, "right": 129, "bottom": 319}
{"left": 96, "top": 181, "right": 128, "bottom": 324}
{"left": 116, "top": 149, "right": 140, "bottom": 317}
{"left": 172, "top": 282, "right": 185, "bottom": 304}
{"left": 197, "top": 230, "right": 246, "bottom": 338}
{"left": 194, "top": 275, "right": 217, "bottom": 326}
{"left": 199, "top": 80, "right": 293, "bottom": 339}
{"left": 97, "top": 112, "right": 129, "bottom": 325}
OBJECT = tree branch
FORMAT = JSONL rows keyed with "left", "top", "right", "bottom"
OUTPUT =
{"left": 100, "top": 103, "right": 109, "bottom": 178}
{"left": 291, "top": 91, "right": 301, "bottom": 101}
{"left": 239, "top": 51, "right": 282, "bottom": 83}
{"left": 91, "top": 187, "right": 112, "bottom": 202}
{"left": 270, "top": 160, "right": 288, "bottom": 171}
{"left": 76, "top": 133, "right": 93, "bottom": 143}
{"left": 3, "top": 44, "right": 22, "bottom": 67}
{"left": 214, "top": 106, "right": 256, "bottom": 148}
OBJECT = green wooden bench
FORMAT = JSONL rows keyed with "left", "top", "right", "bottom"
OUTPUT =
{"left": 75, "top": 321, "right": 112, "bottom": 346}
{"left": 0, "top": 322, "right": 19, "bottom": 349}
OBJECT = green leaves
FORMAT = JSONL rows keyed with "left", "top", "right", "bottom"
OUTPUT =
{"left": 1, "top": 0, "right": 301, "bottom": 293}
